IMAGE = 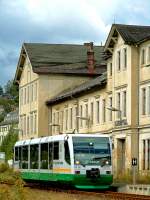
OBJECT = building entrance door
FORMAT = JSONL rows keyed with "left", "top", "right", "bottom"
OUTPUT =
{"left": 117, "top": 138, "right": 126, "bottom": 175}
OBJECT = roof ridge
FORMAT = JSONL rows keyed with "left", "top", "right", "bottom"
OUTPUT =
{"left": 113, "top": 23, "right": 150, "bottom": 28}
{"left": 23, "top": 42, "right": 104, "bottom": 47}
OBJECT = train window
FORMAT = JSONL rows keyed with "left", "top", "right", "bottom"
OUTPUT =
{"left": 19, "top": 147, "right": 22, "bottom": 168}
{"left": 49, "top": 143, "right": 53, "bottom": 169}
{"left": 15, "top": 147, "right": 19, "bottom": 161}
{"left": 53, "top": 142, "right": 59, "bottom": 160}
{"left": 30, "top": 144, "right": 39, "bottom": 169}
{"left": 22, "top": 145, "right": 28, "bottom": 169}
{"left": 64, "top": 141, "right": 70, "bottom": 165}
{"left": 40, "top": 143, "right": 48, "bottom": 169}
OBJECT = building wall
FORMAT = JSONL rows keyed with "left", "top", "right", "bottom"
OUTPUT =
{"left": 19, "top": 57, "right": 39, "bottom": 140}
{"left": 138, "top": 40, "right": 150, "bottom": 171}
{"left": 19, "top": 56, "right": 91, "bottom": 140}
{"left": 50, "top": 88, "right": 113, "bottom": 136}
{"left": 48, "top": 34, "right": 140, "bottom": 175}
{"left": 38, "top": 74, "right": 91, "bottom": 137}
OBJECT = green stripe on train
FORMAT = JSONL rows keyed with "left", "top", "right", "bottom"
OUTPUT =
{"left": 21, "top": 171, "right": 113, "bottom": 189}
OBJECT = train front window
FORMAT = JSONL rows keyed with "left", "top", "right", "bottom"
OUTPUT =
{"left": 22, "top": 145, "right": 28, "bottom": 169}
{"left": 30, "top": 144, "right": 39, "bottom": 169}
{"left": 73, "top": 137, "right": 111, "bottom": 166}
{"left": 15, "top": 147, "right": 19, "bottom": 161}
{"left": 40, "top": 143, "right": 48, "bottom": 169}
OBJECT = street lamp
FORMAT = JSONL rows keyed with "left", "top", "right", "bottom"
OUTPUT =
{"left": 49, "top": 123, "right": 60, "bottom": 134}
{"left": 76, "top": 115, "right": 90, "bottom": 133}
{"left": 107, "top": 106, "right": 122, "bottom": 126}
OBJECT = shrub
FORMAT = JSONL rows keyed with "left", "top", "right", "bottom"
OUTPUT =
{"left": 0, "top": 163, "right": 9, "bottom": 173}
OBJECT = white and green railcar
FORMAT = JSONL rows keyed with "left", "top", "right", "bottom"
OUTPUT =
{"left": 14, "top": 134, "right": 113, "bottom": 189}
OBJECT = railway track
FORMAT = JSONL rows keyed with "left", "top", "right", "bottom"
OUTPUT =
{"left": 25, "top": 182, "right": 150, "bottom": 200}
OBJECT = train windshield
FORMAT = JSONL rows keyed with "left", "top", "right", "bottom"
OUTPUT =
{"left": 73, "top": 137, "right": 111, "bottom": 166}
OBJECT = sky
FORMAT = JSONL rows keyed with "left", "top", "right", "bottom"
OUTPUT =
{"left": 0, "top": 0, "right": 150, "bottom": 87}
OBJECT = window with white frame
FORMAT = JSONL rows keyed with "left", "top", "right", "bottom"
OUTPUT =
{"left": 96, "top": 100, "right": 100, "bottom": 124}
{"left": 27, "top": 85, "right": 30, "bottom": 103}
{"left": 116, "top": 92, "right": 121, "bottom": 118}
{"left": 85, "top": 103, "right": 88, "bottom": 127}
{"left": 24, "top": 87, "right": 26, "bottom": 105}
{"left": 123, "top": 48, "right": 127, "bottom": 69}
{"left": 102, "top": 99, "right": 106, "bottom": 123}
{"left": 141, "top": 87, "right": 146, "bottom": 115}
{"left": 65, "top": 109, "right": 68, "bottom": 130}
{"left": 24, "top": 115, "right": 26, "bottom": 135}
{"left": 74, "top": 106, "right": 78, "bottom": 130}
{"left": 148, "top": 46, "right": 150, "bottom": 63}
{"left": 122, "top": 91, "right": 127, "bottom": 117}
{"left": 109, "top": 96, "right": 112, "bottom": 121}
{"left": 31, "top": 84, "right": 34, "bottom": 102}
{"left": 34, "top": 112, "right": 37, "bottom": 134}
{"left": 148, "top": 86, "right": 150, "bottom": 115}
{"left": 141, "top": 48, "right": 146, "bottom": 65}
{"left": 27, "top": 116, "right": 29, "bottom": 134}
{"left": 30, "top": 112, "right": 33, "bottom": 134}
{"left": 109, "top": 62, "right": 112, "bottom": 76}
{"left": 56, "top": 112, "right": 59, "bottom": 125}
{"left": 35, "top": 82, "right": 37, "bottom": 101}
{"left": 117, "top": 50, "right": 121, "bottom": 71}
{"left": 20, "top": 117, "right": 22, "bottom": 134}
{"left": 80, "top": 105, "right": 83, "bottom": 128}
{"left": 142, "top": 139, "right": 150, "bottom": 170}
{"left": 60, "top": 111, "right": 64, "bottom": 132}
{"left": 70, "top": 108, "right": 73, "bottom": 129}
{"left": 20, "top": 88, "right": 23, "bottom": 106}
{"left": 53, "top": 112, "right": 55, "bottom": 133}
{"left": 90, "top": 102, "right": 94, "bottom": 125}
{"left": 27, "top": 70, "right": 30, "bottom": 83}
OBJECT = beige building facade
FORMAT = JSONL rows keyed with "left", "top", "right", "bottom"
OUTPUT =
{"left": 46, "top": 24, "right": 150, "bottom": 175}
{"left": 14, "top": 43, "right": 105, "bottom": 140}
{"left": 14, "top": 24, "right": 150, "bottom": 175}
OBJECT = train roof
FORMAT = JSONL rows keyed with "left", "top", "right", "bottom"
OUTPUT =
{"left": 15, "top": 133, "right": 111, "bottom": 146}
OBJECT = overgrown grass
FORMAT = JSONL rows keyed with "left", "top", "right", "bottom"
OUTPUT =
{"left": 0, "top": 163, "right": 25, "bottom": 200}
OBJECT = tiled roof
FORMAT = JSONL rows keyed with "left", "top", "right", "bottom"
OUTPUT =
{"left": 24, "top": 43, "right": 106, "bottom": 75}
{"left": 46, "top": 72, "right": 106, "bottom": 106}
{"left": 114, "top": 24, "right": 150, "bottom": 44}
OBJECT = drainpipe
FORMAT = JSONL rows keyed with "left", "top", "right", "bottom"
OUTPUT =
{"left": 48, "top": 106, "right": 52, "bottom": 136}
{"left": 137, "top": 45, "right": 140, "bottom": 171}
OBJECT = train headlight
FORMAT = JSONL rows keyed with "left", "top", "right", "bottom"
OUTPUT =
{"left": 105, "top": 160, "right": 109, "bottom": 165}
{"left": 75, "top": 160, "right": 80, "bottom": 165}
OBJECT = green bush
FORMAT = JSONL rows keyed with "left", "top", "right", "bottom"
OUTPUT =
{"left": 0, "top": 163, "right": 9, "bottom": 173}
{"left": 0, "top": 125, "right": 18, "bottom": 161}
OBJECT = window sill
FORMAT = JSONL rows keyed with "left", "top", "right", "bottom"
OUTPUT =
{"left": 141, "top": 64, "right": 146, "bottom": 68}
{"left": 140, "top": 115, "right": 147, "bottom": 118}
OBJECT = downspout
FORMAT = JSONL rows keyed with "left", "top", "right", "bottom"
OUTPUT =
{"left": 137, "top": 45, "right": 140, "bottom": 171}
{"left": 48, "top": 106, "right": 52, "bottom": 136}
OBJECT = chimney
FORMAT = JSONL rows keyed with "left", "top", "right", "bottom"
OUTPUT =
{"left": 84, "top": 42, "right": 95, "bottom": 74}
